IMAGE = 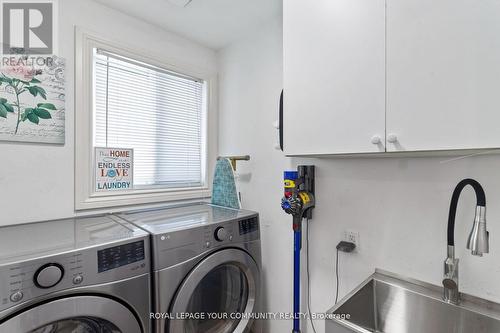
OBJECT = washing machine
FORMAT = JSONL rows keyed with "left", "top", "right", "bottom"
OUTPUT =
{"left": 0, "top": 214, "right": 151, "bottom": 333}
{"left": 118, "top": 203, "right": 262, "bottom": 333}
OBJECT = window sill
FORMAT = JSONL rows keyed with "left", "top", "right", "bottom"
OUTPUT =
{"left": 75, "top": 187, "right": 211, "bottom": 210}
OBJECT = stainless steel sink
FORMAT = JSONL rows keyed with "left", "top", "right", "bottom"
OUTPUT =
{"left": 326, "top": 270, "right": 500, "bottom": 333}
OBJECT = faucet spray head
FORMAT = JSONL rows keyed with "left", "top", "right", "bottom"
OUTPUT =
{"left": 467, "top": 206, "right": 489, "bottom": 256}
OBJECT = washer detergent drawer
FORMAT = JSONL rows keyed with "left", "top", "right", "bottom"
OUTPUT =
{"left": 0, "top": 295, "right": 142, "bottom": 333}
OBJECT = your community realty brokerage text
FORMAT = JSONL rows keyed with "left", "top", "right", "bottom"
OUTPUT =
{"left": 150, "top": 312, "right": 351, "bottom": 320}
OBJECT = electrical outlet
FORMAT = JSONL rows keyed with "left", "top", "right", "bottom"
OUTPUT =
{"left": 344, "top": 230, "right": 360, "bottom": 249}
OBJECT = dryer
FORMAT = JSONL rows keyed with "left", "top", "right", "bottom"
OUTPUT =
{"left": 0, "top": 214, "right": 151, "bottom": 333}
{"left": 118, "top": 203, "right": 262, "bottom": 333}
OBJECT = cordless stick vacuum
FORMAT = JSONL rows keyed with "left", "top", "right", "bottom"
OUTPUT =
{"left": 281, "top": 166, "right": 315, "bottom": 333}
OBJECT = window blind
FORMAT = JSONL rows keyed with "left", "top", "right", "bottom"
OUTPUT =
{"left": 93, "top": 49, "right": 205, "bottom": 188}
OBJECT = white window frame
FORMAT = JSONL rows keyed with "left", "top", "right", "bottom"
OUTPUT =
{"left": 75, "top": 28, "right": 217, "bottom": 210}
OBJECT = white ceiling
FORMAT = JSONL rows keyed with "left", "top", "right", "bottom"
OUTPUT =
{"left": 94, "top": 0, "right": 282, "bottom": 50}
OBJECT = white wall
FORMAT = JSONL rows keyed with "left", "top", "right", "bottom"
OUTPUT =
{"left": 218, "top": 15, "right": 500, "bottom": 333}
{"left": 0, "top": 0, "right": 217, "bottom": 225}
{"left": 218, "top": 17, "right": 294, "bottom": 332}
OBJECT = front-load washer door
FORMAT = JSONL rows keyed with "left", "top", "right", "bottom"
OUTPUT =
{"left": 0, "top": 295, "right": 142, "bottom": 333}
{"left": 168, "top": 248, "right": 260, "bottom": 333}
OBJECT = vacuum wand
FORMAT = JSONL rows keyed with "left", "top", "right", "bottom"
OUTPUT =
{"left": 281, "top": 166, "right": 315, "bottom": 333}
{"left": 293, "top": 218, "right": 302, "bottom": 333}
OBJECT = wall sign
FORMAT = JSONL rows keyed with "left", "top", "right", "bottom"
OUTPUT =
{"left": 95, "top": 147, "right": 133, "bottom": 192}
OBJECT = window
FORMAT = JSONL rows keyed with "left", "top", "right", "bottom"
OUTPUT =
{"left": 93, "top": 49, "right": 205, "bottom": 188}
{"left": 75, "top": 30, "right": 215, "bottom": 210}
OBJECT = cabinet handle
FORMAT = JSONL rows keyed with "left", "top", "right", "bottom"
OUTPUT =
{"left": 371, "top": 135, "right": 382, "bottom": 144}
{"left": 387, "top": 134, "right": 398, "bottom": 143}
{"left": 279, "top": 90, "right": 283, "bottom": 151}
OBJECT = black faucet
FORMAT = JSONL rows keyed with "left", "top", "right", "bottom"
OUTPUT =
{"left": 444, "top": 178, "right": 489, "bottom": 304}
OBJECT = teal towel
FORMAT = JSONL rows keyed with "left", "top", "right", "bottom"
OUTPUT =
{"left": 212, "top": 158, "right": 241, "bottom": 209}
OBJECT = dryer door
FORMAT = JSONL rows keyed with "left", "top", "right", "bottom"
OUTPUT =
{"left": 168, "top": 248, "right": 260, "bottom": 333}
{"left": 0, "top": 295, "right": 142, "bottom": 333}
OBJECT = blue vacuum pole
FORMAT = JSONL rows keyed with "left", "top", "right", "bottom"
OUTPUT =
{"left": 282, "top": 168, "right": 315, "bottom": 333}
{"left": 293, "top": 218, "right": 302, "bottom": 333}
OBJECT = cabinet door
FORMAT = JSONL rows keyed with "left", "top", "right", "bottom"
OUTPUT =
{"left": 387, "top": 0, "right": 500, "bottom": 152}
{"left": 283, "top": 0, "right": 386, "bottom": 155}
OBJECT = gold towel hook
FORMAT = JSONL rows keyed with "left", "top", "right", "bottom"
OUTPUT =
{"left": 217, "top": 155, "right": 250, "bottom": 171}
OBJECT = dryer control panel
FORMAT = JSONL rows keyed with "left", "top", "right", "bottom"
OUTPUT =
{"left": 239, "top": 217, "right": 259, "bottom": 235}
{"left": 203, "top": 216, "right": 259, "bottom": 248}
{"left": 153, "top": 214, "right": 260, "bottom": 271}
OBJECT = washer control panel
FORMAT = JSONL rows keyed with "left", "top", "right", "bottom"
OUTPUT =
{"left": 9, "top": 291, "right": 23, "bottom": 303}
{"left": 0, "top": 252, "right": 86, "bottom": 312}
{"left": 0, "top": 237, "right": 150, "bottom": 313}
{"left": 97, "top": 240, "right": 145, "bottom": 273}
{"left": 73, "top": 274, "right": 84, "bottom": 285}
{"left": 34, "top": 263, "right": 64, "bottom": 289}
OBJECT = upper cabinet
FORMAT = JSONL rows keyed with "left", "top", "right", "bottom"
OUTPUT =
{"left": 283, "top": 0, "right": 386, "bottom": 155}
{"left": 386, "top": 0, "right": 500, "bottom": 152}
{"left": 284, "top": 0, "right": 500, "bottom": 156}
